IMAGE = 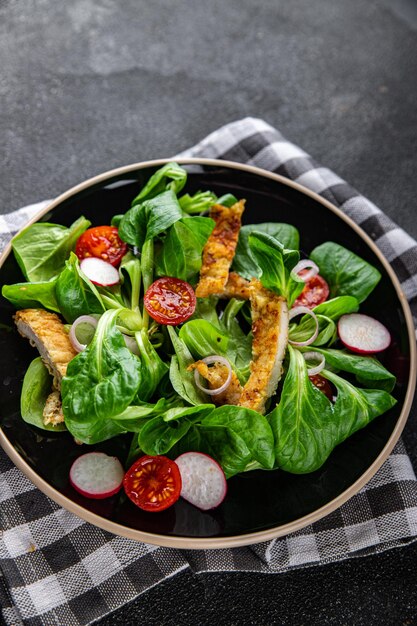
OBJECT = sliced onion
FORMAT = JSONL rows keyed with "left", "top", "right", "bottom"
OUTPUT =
{"left": 291, "top": 259, "right": 319, "bottom": 282}
{"left": 193, "top": 355, "right": 232, "bottom": 396}
{"left": 123, "top": 334, "right": 140, "bottom": 355}
{"left": 288, "top": 306, "right": 319, "bottom": 347}
{"left": 303, "top": 351, "right": 326, "bottom": 376}
{"left": 69, "top": 315, "right": 98, "bottom": 352}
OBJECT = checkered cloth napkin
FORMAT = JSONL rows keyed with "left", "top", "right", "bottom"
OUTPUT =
{"left": 1, "top": 117, "right": 417, "bottom": 626}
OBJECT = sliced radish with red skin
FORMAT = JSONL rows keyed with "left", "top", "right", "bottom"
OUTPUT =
{"left": 69, "top": 452, "right": 124, "bottom": 499}
{"left": 338, "top": 313, "right": 391, "bottom": 354}
{"left": 80, "top": 257, "right": 120, "bottom": 286}
{"left": 175, "top": 452, "right": 227, "bottom": 511}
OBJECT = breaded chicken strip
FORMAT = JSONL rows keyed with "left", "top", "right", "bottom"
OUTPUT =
{"left": 238, "top": 280, "right": 289, "bottom": 414}
{"left": 195, "top": 200, "right": 245, "bottom": 297}
{"left": 221, "top": 272, "right": 251, "bottom": 300}
{"left": 43, "top": 389, "right": 65, "bottom": 426}
{"left": 14, "top": 309, "right": 77, "bottom": 388}
{"left": 188, "top": 361, "right": 243, "bottom": 406}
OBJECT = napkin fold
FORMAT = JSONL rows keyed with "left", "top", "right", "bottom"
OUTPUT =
{"left": 1, "top": 117, "right": 417, "bottom": 626}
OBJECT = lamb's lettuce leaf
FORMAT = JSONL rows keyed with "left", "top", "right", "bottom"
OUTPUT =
{"left": 305, "top": 347, "right": 396, "bottom": 392}
{"left": 269, "top": 346, "right": 396, "bottom": 474}
{"left": 248, "top": 231, "right": 304, "bottom": 306}
{"left": 11, "top": 216, "right": 90, "bottom": 282}
{"left": 232, "top": 222, "right": 300, "bottom": 281}
{"left": 118, "top": 189, "right": 184, "bottom": 248}
{"left": 55, "top": 253, "right": 104, "bottom": 323}
{"left": 131, "top": 162, "right": 187, "bottom": 204}
{"left": 310, "top": 242, "right": 381, "bottom": 303}
{"left": 156, "top": 216, "right": 215, "bottom": 283}
{"left": 20, "top": 358, "right": 66, "bottom": 432}
{"left": 312, "top": 295, "right": 359, "bottom": 320}
{"left": 2, "top": 280, "right": 60, "bottom": 312}
{"left": 61, "top": 309, "right": 143, "bottom": 444}
{"left": 179, "top": 191, "right": 217, "bottom": 214}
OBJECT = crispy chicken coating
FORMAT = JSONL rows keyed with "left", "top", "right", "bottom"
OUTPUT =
{"left": 238, "top": 280, "right": 289, "bottom": 414}
{"left": 14, "top": 309, "right": 77, "bottom": 389}
{"left": 221, "top": 272, "right": 251, "bottom": 300}
{"left": 188, "top": 361, "right": 243, "bottom": 406}
{"left": 43, "top": 390, "right": 65, "bottom": 425}
{"left": 195, "top": 200, "right": 245, "bottom": 297}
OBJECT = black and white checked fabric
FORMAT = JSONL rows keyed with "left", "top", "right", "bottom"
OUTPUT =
{"left": 1, "top": 117, "right": 417, "bottom": 626}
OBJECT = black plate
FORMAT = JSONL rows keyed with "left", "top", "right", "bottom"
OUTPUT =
{"left": 0, "top": 160, "right": 414, "bottom": 547}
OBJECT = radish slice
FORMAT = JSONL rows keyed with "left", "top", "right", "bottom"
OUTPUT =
{"left": 288, "top": 306, "right": 319, "bottom": 347}
{"left": 193, "top": 355, "right": 233, "bottom": 396}
{"left": 175, "top": 451, "right": 227, "bottom": 511}
{"left": 338, "top": 313, "right": 391, "bottom": 354}
{"left": 292, "top": 259, "right": 319, "bottom": 282}
{"left": 303, "top": 351, "right": 326, "bottom": 376}
{"left": 69, "top": 315, "right": 98, "bottom": 352}
{"left": 69, "top": 452, "right": 124, "bottom": 499}
{"left": 80, "top": 257, "right": 120, "bottom": 286}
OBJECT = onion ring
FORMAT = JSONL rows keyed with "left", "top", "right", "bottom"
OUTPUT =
{"left": 288, "top": 306, "right": 319, "bottom": 347}
{"left": 303, "top": 351, "right": 326, "bottom": 376}
{"left": 291, "top": 259, "right": 319, "bottom": 282}
{"left": 193, "top": 355, "right": 233, "bottom": 396}
{"left": 69, "top": 315, "right": 98, "bottom": 352}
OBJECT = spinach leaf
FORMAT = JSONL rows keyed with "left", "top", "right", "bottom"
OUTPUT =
{"left": 248, "top": 231, "right": 304, "bottom": 306}
{"left": 192, "top": 296, "right": 222, "bottom": 328}
{"left": 233, "top": 222, "right": 300, "bottom": 280}
{"left": 179, "top": 191, "right": 217, "bottom": 214}
{"left": 312, "top": 296, "right": 359, "bottom": 320}
{"left": 61, "top": 309, "right": 143, "bottom": 444}
{"left": 11, "top": 216, "right": 90, "bottom": 282}
{"left": 131, "top": 162, "right": 187, "bottom": 204}
{"left": 307, "top": 347, "right": 396, "bottom": 392}
{"left": 323, "top": 369, "right": 396, "bottom": 443}
{"left": 269, "top": 346, "right": 335, "bottom": 474}
{"left": 118, "top": 190, "right": 184, "bottom": 248}
{"left": 156, "top": 216, "right": 215, "bottom": 283}
{"left": 310, "top": 242, "right": 381, "bottom": 303}
{"left": 55, "top": 253, "right": 104, "bottom": 323}
{"left": 20, "top": 357, "right": 66, "bottom": 431}
{"left": 2, "top": 280, "right": 60, "bottom": 313}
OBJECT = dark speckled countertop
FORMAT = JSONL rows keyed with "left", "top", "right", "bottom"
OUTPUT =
{"left": 1, "top": 1, "right": 417, "bottom": 624}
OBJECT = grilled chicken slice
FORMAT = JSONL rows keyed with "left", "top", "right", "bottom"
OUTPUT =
{"left": 43, "top": 390, "right": 65, "bottom": 425}
{"left": 188, "top": 361, "right": 243, "bottom": 406}
{"left": 238, "top": 280, "right": 289, "bottom": 414}
{"left": 14, "top": 309, "right": 78, "bottom": 389}
{"left": 195, "top": 200, "right": 245, "bottom": 297}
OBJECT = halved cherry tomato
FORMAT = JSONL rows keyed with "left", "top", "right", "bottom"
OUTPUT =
{"left": 123, "top": 455, "right": 182, "bottom": 512}
{"left": 294, "top": 271, "right": 330, "bottom": 309}
{"left": 144, "top": 277, "right": 196, "bottom": 326}
{"left": 75, "top": 226, "right": 128, "bottom": 267}
{"left": 309, "top": 374, "right": 334, "bottom": 401}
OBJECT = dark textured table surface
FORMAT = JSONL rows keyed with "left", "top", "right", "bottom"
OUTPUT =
{"left": 1, "top": 1, "right": 417, "bottom": 624}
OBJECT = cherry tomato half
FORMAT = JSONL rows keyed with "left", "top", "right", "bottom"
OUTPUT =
{"left": 294, "top": 271, "right": 330, "bottom": 309}
{"left": 123, "top": 455, "right": 182, "bottom": 512}
{"left": 75, "top": 226, "right": 128, "bottom": 267}
{"left": 144, "top": 277, "right": 196, "bottom": 326}
{"left": 309, "top": 374, "right": 334, "bottom": 401}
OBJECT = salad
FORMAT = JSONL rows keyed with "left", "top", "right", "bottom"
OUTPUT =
{"left": 2, "top": 162, "right": 397, "bottom": 513}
